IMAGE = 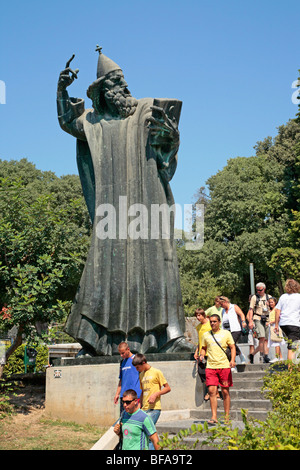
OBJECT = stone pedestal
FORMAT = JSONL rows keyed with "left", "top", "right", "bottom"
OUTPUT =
{"left": 45, "top": 353, "right": 203, "bottom": 426}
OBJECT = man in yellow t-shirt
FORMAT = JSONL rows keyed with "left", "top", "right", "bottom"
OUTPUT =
{"left": 200, "top": 314, "right": 236, "bottom": 424}
{"left": 194, "top": 309, "right": 212, "bottom": 355}
{"left": 132, "top": 353, "right": 171, "bottom": 449}
{"left": 193, "top": 308, "right": 212, "bottom": 400}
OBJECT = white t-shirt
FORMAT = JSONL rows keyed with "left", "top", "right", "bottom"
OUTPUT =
{"left": 276, "top": 293, "right": 300, "bottom": 327}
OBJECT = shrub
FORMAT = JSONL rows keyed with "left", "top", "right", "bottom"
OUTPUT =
{"left": 4, "top": 344, "right": 49, "bottom": 376}
{"left": 262, "top": 362, "right": 300, "bottom": 427}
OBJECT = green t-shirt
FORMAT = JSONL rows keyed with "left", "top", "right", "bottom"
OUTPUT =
{"left": 121, "top": 409, "right": 156, "bottom": 450}
{"left": 205, "top": 305, "right": 222, "bottom": 317}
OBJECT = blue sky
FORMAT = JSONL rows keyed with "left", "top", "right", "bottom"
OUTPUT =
{"left": 1, "top": 0, "right": 299, "bottom": 226}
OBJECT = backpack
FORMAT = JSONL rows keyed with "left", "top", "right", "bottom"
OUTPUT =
{"left": 252, "top": 293, "right": 270, "bottom": 319}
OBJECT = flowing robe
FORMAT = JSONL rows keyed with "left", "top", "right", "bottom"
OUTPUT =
{"left": 58, "top": 94, "right": 185, "bottom": 355}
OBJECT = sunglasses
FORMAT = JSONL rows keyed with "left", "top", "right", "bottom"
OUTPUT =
{"left": 122, "top": 399, "right": 136, "bottom": 405}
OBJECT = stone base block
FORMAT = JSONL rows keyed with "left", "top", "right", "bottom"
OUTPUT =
{"left": 45, "top": 356, "right": 202, "bottom": 426}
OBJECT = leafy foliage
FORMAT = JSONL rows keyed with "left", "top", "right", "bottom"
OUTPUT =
{"left": 200, "top": 409, "right": 300, "bottom": 450}
{"left": 262, "top": 362, "right": 300, "bottom": 427}
{"left": 0, "top": 159, "right": 91, "bottom": 357}
{"left": 178, "top": 117, "right": 300, "bottom": 313}
{"left": 4, "top": 344, "right": 49, "bottom": 375}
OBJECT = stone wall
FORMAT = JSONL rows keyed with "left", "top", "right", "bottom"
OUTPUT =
{"left": 45, "top": 356, "right": 203, "bottom": 426}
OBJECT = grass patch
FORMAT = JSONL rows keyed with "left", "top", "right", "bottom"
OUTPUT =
{"left": 0, "top": 411, "right": 108, "bottom": 450}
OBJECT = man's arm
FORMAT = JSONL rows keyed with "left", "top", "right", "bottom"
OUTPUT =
{"left": 113, "top": 423, "right": 121, "bottom": 436}
{"left": 235, "top": 305, "right": 246, "bottom": 323}
{"left": 194, "top": 345, "right": 199, "bottom": 361}
{"left": 148, "top": 382, "right": 171, "bottom": 405}
{"left": 235, "top": 305, "right": 247, "bottom": 330}
{"left": 199, "top": 346, "right": 207, "bottom": 360}
{"left": 149, "top": 432, "right": 160, "bottom": 450}
{"left": 247, "top": 307, "right": 254, "bottom": 329}
{"left": 229, "top": 343, "right": 236, "bottom": 368}
{"left": 139, "top": 377, "right": 144, "bottom": 408}
{"left": 114, "top": 380, "right": 122, "bottom": 405}
{"left": 247, "top": 295, "right": 257, "bottom": 329}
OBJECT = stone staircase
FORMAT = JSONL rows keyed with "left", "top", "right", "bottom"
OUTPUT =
{"left": 156, "top": 363, "right": 272, "bottom": 449}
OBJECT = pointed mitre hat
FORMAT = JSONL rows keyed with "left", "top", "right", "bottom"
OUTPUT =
{"left": 87, "top": 46, "right": 123, "bottom": 99}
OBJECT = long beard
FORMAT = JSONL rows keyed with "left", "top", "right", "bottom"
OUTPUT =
{"left": 105, "top": 89, "right": 138, "bottom": 118}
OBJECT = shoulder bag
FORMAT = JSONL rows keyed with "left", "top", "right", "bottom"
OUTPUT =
{"left": 210, "top": 330, "right": 232, "bottom": 361}
{"left": 270, "top": 325, "right": 284, "bottom": 343}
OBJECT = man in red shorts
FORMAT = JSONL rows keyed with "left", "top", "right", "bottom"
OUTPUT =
{"left": 200, "top": 314, "right": 236, "bottom": 424}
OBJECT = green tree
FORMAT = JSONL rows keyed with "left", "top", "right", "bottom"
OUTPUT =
{"left": 196, "top": 154, "right": 288, "bottom": 305}
{"left": 204, "top": 153, "right": 287, "bottom": 242}
{"left": 0, "top": 160, "right": 91, "bottom": 373}
{"left": 269, "top": 209, "right": 300, "bottom": 278}
{"left": 295, "top": 68, "right": 300, "bottom": 124}
{"left": 266, "top": 119, "right": 300, "bottom": 279}
{"left": 178, "top": 116, "right": 300, "bottom": 312}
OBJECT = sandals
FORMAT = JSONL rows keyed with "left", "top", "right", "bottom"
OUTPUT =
{"left": 207, "top": 419, "right": 218, "bottom": 425}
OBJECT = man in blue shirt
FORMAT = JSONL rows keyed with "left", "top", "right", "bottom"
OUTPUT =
{"left": 114, "top": 342, "right": 142, "bottom": 414}
{"left": 114, "top": 389, "right": 160, "bottom": 450}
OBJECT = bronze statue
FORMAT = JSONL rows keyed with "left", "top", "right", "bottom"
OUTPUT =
{"left": 57, "top": 47, "right": 192, "bottom": 355}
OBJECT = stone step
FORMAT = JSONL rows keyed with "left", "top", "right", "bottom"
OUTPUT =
{"left": 195, "top": 398, "right": 272, "bottom": 411}
{"left": 155, "top": 363, "right": 273, "bottom": 450}
{"left": 229, "top": 388, "right": 266, "bottom": 399}
{"left": 230, "top": 379, "right": 265, "bottom": 389}
{"left": 157, "top": 417, "right": 244, "bottom": 437}
{"left": 233, "top": 370, "right": 266, "bottom": 379}
{"left": 233, "top": 378, "right": 265, "bottom": 386}
{"left": 236, "top": 363, "right": 270, "bottom": 372}
{"left": 157, "top": 407, "right": 269, "bottom": 438}
{"left": 191, "top": 408, "right": 269, "bottom": 421}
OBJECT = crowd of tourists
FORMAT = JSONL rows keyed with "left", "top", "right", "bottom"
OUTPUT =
{"left": 112, "top": 278, "right": 300, "bottom": 450}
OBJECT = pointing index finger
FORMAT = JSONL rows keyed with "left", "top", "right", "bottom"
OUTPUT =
{"left": 65, "top": 54, "right": 75, "bottom": 69}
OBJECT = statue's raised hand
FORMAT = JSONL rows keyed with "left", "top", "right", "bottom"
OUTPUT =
{"left": 57, "top": 55, "right": 79, "bottom": 91}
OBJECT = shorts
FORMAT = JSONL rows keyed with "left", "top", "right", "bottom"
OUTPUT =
{"left": 205, "top": 368, "right": 233, "bottom": 388}
{"left": 280, "top": 325, "right": 300, "bottom": 350}
{"left": 254, "top": 319, "right": 269, "bottom": 339}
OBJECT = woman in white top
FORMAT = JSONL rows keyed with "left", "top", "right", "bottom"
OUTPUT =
{"left": 219, "top": 296, "right": 247, "bottom": 368}
{"left": 275, "top": 279, "right": 300, "bottom": 362}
